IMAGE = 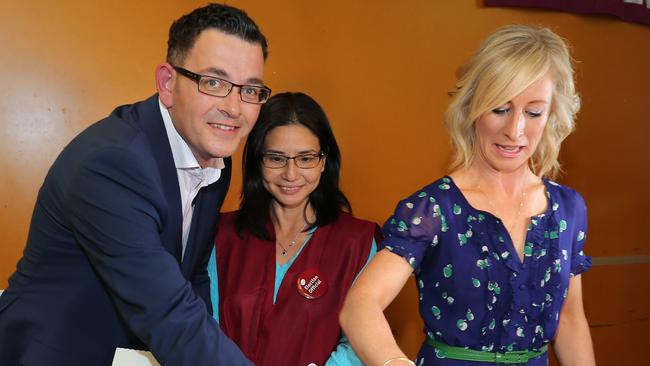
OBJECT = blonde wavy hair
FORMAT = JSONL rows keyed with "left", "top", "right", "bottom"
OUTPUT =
{"left": 445, "top": 24, "right": 580, "bottom": 179}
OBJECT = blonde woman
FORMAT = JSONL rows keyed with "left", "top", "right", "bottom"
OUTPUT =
{"left": 340, "top": 25, "right": 596, "bottom": 366}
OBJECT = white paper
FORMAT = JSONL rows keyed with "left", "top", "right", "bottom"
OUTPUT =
{"left": 112, "top": 348, "right": 161, "bottom": 366}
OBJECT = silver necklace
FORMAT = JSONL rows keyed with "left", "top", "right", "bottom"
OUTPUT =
{"left": 475, "top": 183, "right": 526, "bottom": 227}
{"left": 277, "top": 223, "right": 307, "bottom": 256}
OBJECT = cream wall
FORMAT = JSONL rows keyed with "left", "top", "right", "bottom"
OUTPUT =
{"left": 1, "top": 1, "right": 648, "bottom": 364}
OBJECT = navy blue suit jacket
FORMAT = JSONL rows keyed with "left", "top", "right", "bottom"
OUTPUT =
{"left": 0, "top": 95, "right": 252, "bottom": 365}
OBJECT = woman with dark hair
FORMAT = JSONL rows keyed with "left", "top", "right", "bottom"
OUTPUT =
{"left": 207, "top": 92, "right": 379, "bottom": 366}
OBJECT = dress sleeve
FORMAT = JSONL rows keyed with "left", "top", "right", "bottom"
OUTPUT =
{"left": 569, "top": 192, "right": 592, "bottom": 276}
{"left": 380, "top": 189, "right": 442, "bottom": 272}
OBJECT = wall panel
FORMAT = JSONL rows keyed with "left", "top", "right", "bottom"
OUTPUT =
{"left": 2, "top": 1, "right": 648, "bottom": 363}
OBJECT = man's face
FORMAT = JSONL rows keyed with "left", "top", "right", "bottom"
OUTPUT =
{"left": 166, "top": 29, "right": 265, "bottom": 168}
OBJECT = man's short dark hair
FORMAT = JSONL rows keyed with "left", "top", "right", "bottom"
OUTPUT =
{"left": 167, "top": 3, "right": 268, "bottom": 65}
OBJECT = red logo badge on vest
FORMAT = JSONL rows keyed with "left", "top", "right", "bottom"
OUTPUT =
{"left": 296, "top": 269, "right": 328, "bottom": 299}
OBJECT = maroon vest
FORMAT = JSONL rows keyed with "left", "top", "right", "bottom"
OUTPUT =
{"left": 216, "top": 211, "right": 379, "bottom": 366}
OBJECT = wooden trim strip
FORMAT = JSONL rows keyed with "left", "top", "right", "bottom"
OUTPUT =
{"left": 592, "top": 255, "right": 650, "bottom": 266}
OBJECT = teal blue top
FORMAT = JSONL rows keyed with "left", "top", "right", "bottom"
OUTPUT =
{"left": 207, "top": 226, "right": 377, "bottom": 366}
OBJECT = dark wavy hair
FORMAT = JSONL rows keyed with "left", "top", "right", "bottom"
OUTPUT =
{"left": 167, "top": 3, "right": 268, "bottom": 65}
{"left": 236, "top": 92, "right": 351, "bottom": 240}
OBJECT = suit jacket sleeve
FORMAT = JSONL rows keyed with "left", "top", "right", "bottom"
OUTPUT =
{"left": 65, "top": 144, "right": 251, "bottom": 366}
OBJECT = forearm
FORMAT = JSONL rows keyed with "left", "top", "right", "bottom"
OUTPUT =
{"left": 553, "top": 275, "right": 595, "bottom": 366}
{"left": 340, "top": 297, "right": 410, "bottom": 366}
{"left": 339, "top": 249, "right": 417, "bottom": 366}
{"left": 553, "top": 314, "right": 595, "bottom": 366}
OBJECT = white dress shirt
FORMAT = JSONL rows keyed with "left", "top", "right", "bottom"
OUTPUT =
{"left": 159, "top": 99, "right": 223, "bottom": 260}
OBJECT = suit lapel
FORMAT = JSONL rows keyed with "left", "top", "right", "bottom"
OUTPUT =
{"left": 137, "top": 95, "right": 183, "bottom": 263}
{"left": 134, "top": 94, "right": 231, "bottom": 274}
{"left": 181, "top": 158, "right": 231, "bottom": 276}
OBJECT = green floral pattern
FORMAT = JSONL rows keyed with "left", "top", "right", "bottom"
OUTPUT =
{"left": 380, "top": 177, "right": 591, "bottom": 365}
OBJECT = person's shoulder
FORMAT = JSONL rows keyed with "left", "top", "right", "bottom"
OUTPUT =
{"left": 215, "top": 211, "right": 243, "bottom": 242}
{"left": 330, "top": 213, "right": 378, "bottom": 248}
{"left": 336, "top": 212, "right": 378, "bottom": 228}
{"left": 397, "top": 176, "right": 453, "bottom": 204}
{"left": 545, "top": 179, "right": 584, "bottom": 201}
{"left": 66, "top": 96, "right": 159, "bottom": 154}
{"left": 545, "top": 179, "right": 587, "bottom": 213}
{"left": 218, "top": 210, "right": 239, "bottom": 224}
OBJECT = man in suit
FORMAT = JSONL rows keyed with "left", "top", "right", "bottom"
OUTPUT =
{"left": 0, "top": 3, "right": 270, "bottom": 365}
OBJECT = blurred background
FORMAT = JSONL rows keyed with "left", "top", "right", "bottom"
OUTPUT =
{"left": 1, "top": 1, "right": 648, "bottom": 364}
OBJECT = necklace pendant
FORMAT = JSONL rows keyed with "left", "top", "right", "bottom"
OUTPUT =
{"left": 281, "top": 249, "right": 287, "bottom": 256}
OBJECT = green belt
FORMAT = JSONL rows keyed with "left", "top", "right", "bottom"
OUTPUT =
{"left": 426, "top": 336, "right": 548, "bottom": 364}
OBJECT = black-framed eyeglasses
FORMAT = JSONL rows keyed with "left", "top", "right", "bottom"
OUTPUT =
{"left": 261, "top": 152, "right": 326, "bottom": 169}
{"left": 172, "top": 66, "right": 272, "bottom": 104}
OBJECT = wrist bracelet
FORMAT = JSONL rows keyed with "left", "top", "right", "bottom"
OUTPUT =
{"left": 382, "top": 357, "right": 415, "bottom": 366}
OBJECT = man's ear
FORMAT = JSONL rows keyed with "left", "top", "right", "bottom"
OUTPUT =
{"left": 155, "top": 63, "right": 175, "bottom": 108}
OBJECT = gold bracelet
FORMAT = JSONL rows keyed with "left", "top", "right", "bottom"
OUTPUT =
{"left": 382, "top": 357, "right": 415, "bottom": 366}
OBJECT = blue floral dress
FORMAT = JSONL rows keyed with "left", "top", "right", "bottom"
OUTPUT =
{"left": 380, "top": 176, "right": 591, "bottom": 365}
